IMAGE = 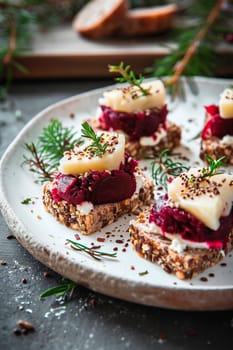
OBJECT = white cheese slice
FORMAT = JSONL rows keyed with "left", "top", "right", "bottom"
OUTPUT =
{"left": 59, "top": 132, "right": 125, "bottom": 175}
{"left": 100, "top": 80, "right": 166, "bottom": 113}
{"left": 168, "top": 168, "right": 233, "bottom": 230}
{"left": 219, "top": 88, "right": 233, "bottom": 119}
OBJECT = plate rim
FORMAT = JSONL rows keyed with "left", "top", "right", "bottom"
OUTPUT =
{"left": 1, "top": 76, "right": 233, "bottom": 310}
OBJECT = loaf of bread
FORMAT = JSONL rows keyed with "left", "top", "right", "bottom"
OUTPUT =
{"left": 72, "top": 0, "right": 177, "bottom": 39}
{"left": 118, "top": 4, "right": 178, "bottom": 37}
{"left": 72, "top": 0, "right": 128, "bottom": 39}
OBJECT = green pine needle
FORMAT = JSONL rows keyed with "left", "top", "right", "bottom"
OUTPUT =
{"left": 22, "top": 119, "right": 81, "bottom": 183}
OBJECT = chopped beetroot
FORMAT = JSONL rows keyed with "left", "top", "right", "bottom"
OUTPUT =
{"left": 98, "top": 105, "right": 168, "bottom": 140}
{"left": 149, "top": 195, "right": 233, "bottom": 249}
{"left": 201, "top": 104, "right": 233, "bottom": 139}
{"left": 90, "top": 170, "right": 136, "bottom": 204}
{"left": 52, "top": 153, "right": 138, "bottom": 206}
{"left": 55, "top": 174, "right": 88, "bottom": 205}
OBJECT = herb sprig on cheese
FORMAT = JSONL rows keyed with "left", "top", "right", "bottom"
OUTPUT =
{"left": 109, "top": 62, "right": 150, "bottom": 98}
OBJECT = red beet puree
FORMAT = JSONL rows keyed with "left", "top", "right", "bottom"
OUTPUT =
{"left": 52, "top": 153, "right": 138, "bottom": 206}
{"left": 98, "top": 105, "right": 168, "bottom": 140}
{"left": 149, "top": 195, "right": 233, "bottom": 249}
{"left": 202, "top": 105, "right": 233, "bottom": 139}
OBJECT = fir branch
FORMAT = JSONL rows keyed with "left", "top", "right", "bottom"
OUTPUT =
{"left": 109, "top": 62, "right": 150, "bottom": 97}
{"left": 81, "top": 121, "right": 109, "bottom": 157}
{"left": 3, "top": 12, "right": 16, "bottom": 66}
{"left": 22, "top": 142, "right": 54, "bottom": 183}
{"left": 66, "top": 239, "right": 117, "bottom": 261}
{"left": 151, "top": 149, "right": 190, "bottom": 190}
{"left": 22, "top": 119, "right": 81, "bottom": 183}
{"left": 165, "top": 0, "right": 224, "bottom": 88}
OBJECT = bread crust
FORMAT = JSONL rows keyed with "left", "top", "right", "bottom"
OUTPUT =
{"left": 72, "top": 0, "right": 128, "bottom": 39}
{"left": 200, "top": 137, "right": 233, "bottom": 165}
{"left": 43, "top": 170, "right": 154, "bottom": 235}
{"left": 125, "top": 121, "right": 181, "bottom": 159}
{"left": 129, "top": 210, "right": 233, "bottom": 280}
{"left": 119, "top": 4, "right": 178, "bottom": 37}
{"left": 200, "top": 112, "right": 233, "bottom": 165}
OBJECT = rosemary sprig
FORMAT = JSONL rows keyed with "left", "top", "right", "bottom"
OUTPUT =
{"left": 66, "top": 239, "right": 117, "bottom": 261}
{"left": 81, "top": 121, "right": 109, "bottom": 157}
{"left": 40, "top": 277, "right": 77, "bottom": 302}
{"left": 198, "top": 154, "right": 226, "bottom": 179}
{"left": 22, "top": 119, "right": 81, "bottom": 183}
{"left": 151, "top": 149, "right": 190, "bottom": 190}
{"left": 109, "top": 62, "right": 150, "bottom": 97}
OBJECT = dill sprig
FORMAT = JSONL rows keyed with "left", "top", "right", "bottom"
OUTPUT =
{"left": 151, "top": 149, "right": 190, "bottom": 190}
{"left": 66, "top": 239, "right": 117, "bottom": 261}
{"left": 40, "top": 277, "right": 77, "bottom": 302}
{"left": 109, "top": 62, "right": 150, "bottom": 97}
{"left": 81, "top": 121, "right": 109, "bottom": 157}
{"left": 22, "top": 119, "right": 81, "bottom": 183}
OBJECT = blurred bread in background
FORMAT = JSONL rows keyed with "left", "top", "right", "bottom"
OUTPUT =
{"left": 72, "top": 0, "right": 128, "bottom": 39}
{"left": 118, "top": 4, "right": 178, "bottom": 37}
{"left": 73, "top": 0, "right": 178, "bottom": 39}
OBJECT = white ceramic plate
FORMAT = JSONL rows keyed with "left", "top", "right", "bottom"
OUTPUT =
{"left": 1, "top": 77, "right": 233, "bottom": 310}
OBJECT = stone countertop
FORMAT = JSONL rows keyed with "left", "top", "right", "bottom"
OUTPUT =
{"left": 0, "top": 80, "right": 233, "bottom": 350}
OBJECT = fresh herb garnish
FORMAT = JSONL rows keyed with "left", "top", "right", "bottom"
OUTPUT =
{"left": 189, "top": 154, "right": 226, "bottom": 183}
{"left": 81, "top": 121, "right": 109, "bottom": 157}
{"left": 40, "top": 277, "right": 77, "bottom": 302}
{"left": 66, "top": 239, "right": 117, "bottom": 261}
{"left": 21, "top": 197, "right": 32, "bottom": 204}
{"left": 151, "top": 149, "right": 190, "bottom": 190}
{"left": 22, "top": 119, "right": 81, "bottom": 183}
{"left": 139, "top": 270, "right": 149, "bottom": 276}
{"left": 109, "top": 62, "right": 150, "bottom": 97}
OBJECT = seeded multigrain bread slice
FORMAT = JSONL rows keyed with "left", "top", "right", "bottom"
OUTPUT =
{"left": 200, "top": 137, "right": 233, "bottom": 165}
{"left": 72, "top": 0, "right": 128, "bottom": 39}
{"left": 125, "top": 121, "right": 181, "bottom": 159}
{"left": 43, "top": 170, "right": 154, "bottom": 235}
{"left": 129, "top": 210, "right": 233, "bottom": 280}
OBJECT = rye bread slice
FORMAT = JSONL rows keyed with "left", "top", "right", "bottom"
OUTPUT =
{"left": 129, "top": 210, "right": 233, "bottom": 280}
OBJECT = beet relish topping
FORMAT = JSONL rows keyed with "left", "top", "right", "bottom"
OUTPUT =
{"left": 52, "top": 153, "right": 138, "bottom": 205}
{"left": 201, "top": 105, "right": 233, "bottom": 139}
{"left": 149, "top": 195, "right": 233, "bottom": 249}
{"left": 98, "top": 105, "right": 168, "bottom": 140}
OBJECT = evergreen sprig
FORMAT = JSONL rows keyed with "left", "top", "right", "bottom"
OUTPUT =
{"left": 109, "top": 62, "right": 150, "bottom": 97}
{"left": 150, "top": 0, "right": 231, "bottom": 94}
{"left": 22, "top": 119, "right": 81, "bottom": 183}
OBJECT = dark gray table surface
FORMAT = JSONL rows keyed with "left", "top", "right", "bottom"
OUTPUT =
{"left": 0, "top": 79, "right": 233, "bottom": 350}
